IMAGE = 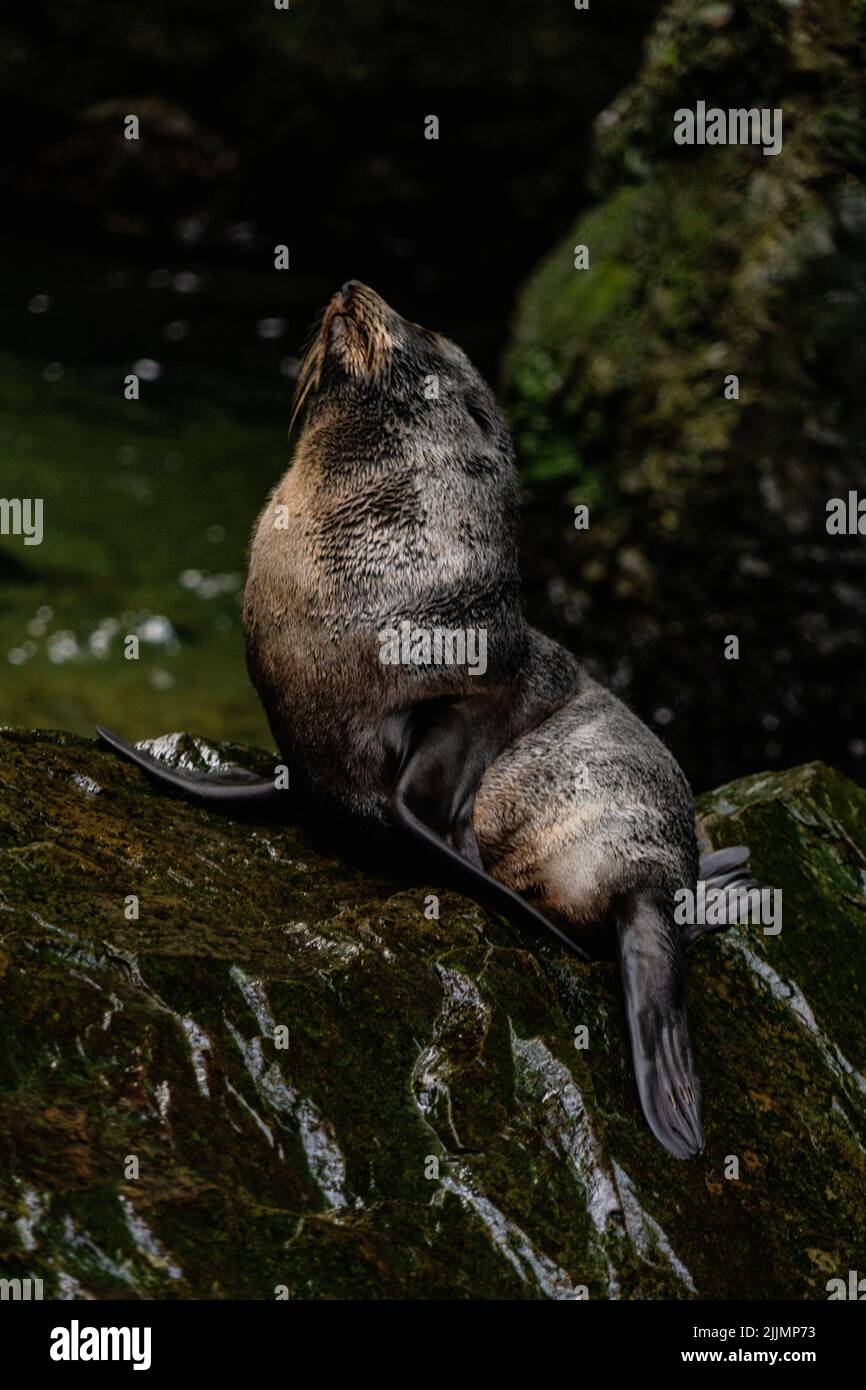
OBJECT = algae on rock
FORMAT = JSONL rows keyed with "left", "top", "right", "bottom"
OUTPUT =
{"left": 505, "top": 0, "right": 866, "bottom": 790}
{"left": 0, "top": 729, "right": 864, "bottom": 1299}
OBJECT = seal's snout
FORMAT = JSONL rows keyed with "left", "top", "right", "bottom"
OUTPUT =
{"left": 292, "top": 282, "right": 425, "bottom": 428}
{"left": 318, "top": 280, "right": 396, "bottom": 382}
{"left": 329, "top": 279, "right": 383, "bottom": 323}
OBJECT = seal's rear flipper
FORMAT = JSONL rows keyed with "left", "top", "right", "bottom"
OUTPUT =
{"left": 96, "top": 727, "right": 288, "bottom": 812}
{"left": 616, "top": 889, "right": 704, "bottom": 1159}
{"left": 698, "top": 845, "right": 750, "bottom": 880}
{"left": 688, "top": 844, "right": 762, "bottom": 944}
{"left": 388, "top": 696, "right": 590, "bottom": 961}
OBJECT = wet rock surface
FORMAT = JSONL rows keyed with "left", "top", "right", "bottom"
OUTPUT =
{"left": 1, "top": 729, "right": 864, "bottom": 1299}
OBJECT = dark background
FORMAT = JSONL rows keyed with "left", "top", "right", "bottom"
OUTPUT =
{"left": 1, "top": 0, "right": 659, "bottom": 392}
{"left": 0, "top": 0, "right": 863, "bottom": 793}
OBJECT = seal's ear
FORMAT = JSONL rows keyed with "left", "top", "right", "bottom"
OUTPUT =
{"left": 387, "top": 697, "right": 589, "bottom": 959}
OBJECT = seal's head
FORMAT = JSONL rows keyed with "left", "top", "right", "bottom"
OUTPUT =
{"left": 291, "top": 281, "right": 511, "bottom": 464}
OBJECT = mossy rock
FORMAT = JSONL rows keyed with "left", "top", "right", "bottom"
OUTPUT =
{"left": 0, "top": 730, "right": 864, "bottom": 1298}
{"left": 505, "top": 0, "right": 866, "bottom": 790}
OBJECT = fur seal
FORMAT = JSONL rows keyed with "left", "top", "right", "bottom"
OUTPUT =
{"left": 98, "top": 280, "right": 757, "bottom": 1159}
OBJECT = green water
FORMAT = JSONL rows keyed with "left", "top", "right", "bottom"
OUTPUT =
{"left": 0, "top": 354, "right": 281, "bottom": 748}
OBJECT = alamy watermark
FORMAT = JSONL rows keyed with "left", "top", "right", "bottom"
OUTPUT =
{"left": 378, "top": 621, "right": 487, "bottom": 676}
{"left": 50, "top": 1320, "right": 152, "bottom": 1370}
{"left": 674, "top": 102, "right": 783, "bottom": 157}
{"left": 674, "top": 883, "right": 782, "bottom": 935}
{"left": 0, "top": 1275, "right": 43, "bottom": 1299}
{"left": 826, "top": 491, "right": 866, "bottom": 535}
{"left": 0, "top": 497, "right": 43, "bottom": 545}
{"left": 826, "top": 1270, "right": 866, "bottom": 1299}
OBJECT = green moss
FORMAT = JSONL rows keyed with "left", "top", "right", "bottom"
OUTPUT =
{"left": 503, "top": 0, "right": 866, "bottom": 795}
{"left": 1, "top": 731, "right": 865, "bottom": 1297}
{"left": 0, "top": 356, "right": 278, "bottom": 749}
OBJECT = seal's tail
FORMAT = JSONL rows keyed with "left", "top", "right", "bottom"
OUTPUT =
{"left": 96, "top": 727, "right": 287, "bottom": 812}
{"left": 615, "top": 887, "right": 704, "bottom": 1160}
{"left": 688, "top": 845, "right": 762, "bottom": 944}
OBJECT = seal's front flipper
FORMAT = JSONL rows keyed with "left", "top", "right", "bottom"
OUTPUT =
{"left": 392, "top": 793, "right": 590, "bottom": 958}
{"left": 616, "top": 889, "right": 704, "bottom": 1159}
{"left": 687, "top": 845, "right": 762, "bottom": 945}
{"left": 388, "top": 697, "right": 590, "bottom": 960}
{"left": 96, "top": 726, "right": 288, "bottom": 812}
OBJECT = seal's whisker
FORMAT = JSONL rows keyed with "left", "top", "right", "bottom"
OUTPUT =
{"left": 289, "top": 312, "right": 327, "bottom": 436}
